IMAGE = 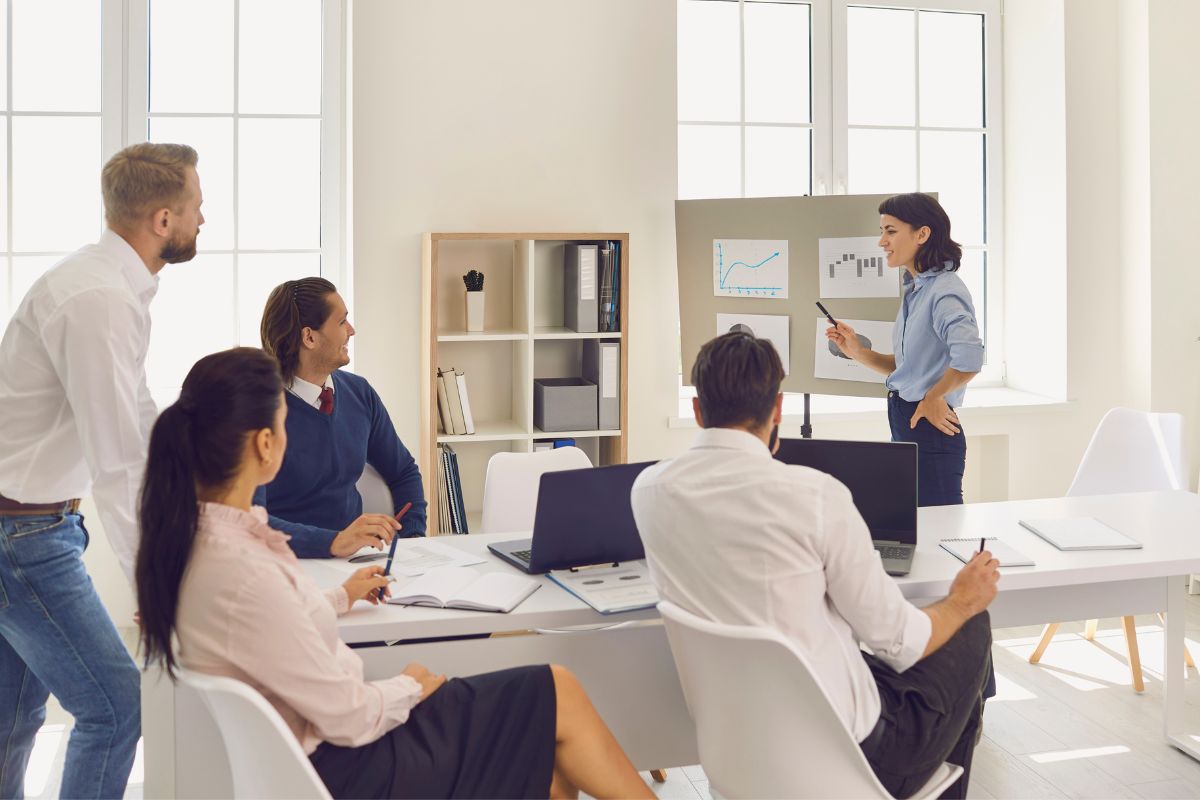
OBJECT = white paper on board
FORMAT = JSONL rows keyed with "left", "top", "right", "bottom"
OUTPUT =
{"left": 717, "top": 313, "right": 790, "bottom": 375}
{"left": 817, "top": 236, "right": 898, "bottom": 298}
{"left": 813, "top": 317, "right": 894, "bottom": 384}
{"left": 713, "top": 239, "right": 789, "bottom": 298}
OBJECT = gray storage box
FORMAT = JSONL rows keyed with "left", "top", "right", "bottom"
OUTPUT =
{"left": 534, "top": 378, "right": 598, "bottom": 432}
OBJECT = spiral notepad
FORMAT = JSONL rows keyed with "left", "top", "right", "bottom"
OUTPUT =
{"left": 939, "top": 537, "right": 1035, "bottom": 567}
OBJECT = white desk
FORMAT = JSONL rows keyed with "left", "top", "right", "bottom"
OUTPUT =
{"left": 144, "top": 490, "right": 1200, "bottom": 798}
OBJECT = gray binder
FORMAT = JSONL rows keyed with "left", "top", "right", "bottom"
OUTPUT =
{"left": 582, "top": 339, "right": 620, "bottom": 430}
{"left": 564, "top": 244, "right": 599, "bottom": 332}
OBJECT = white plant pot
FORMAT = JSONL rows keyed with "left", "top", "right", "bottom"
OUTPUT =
{"left": 466, "top": 291, "right": 485, "bottom": 332}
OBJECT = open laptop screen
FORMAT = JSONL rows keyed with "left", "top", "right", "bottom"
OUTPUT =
{"left": 528, "top": 461, "right": 656, "bottom": 572}
{"left": 774, "top": 439, "right": 917, "bottom": 544}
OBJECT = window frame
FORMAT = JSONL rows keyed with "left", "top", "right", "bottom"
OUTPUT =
{"left": 832, "top": 0, "right": 1004, "bottom": 385}
{"left": 677, "top": 0, "right": 1005, "bottom": 396}
{"left": 117, "top": 0, "right": 347, "bottom": 350}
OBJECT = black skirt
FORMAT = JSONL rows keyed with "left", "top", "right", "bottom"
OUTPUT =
{"left": 310, "top": 665, "right": 557, "bottom": 799}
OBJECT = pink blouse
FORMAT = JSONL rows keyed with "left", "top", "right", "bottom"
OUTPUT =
{"left": 176, "top": 502, "right": 422, "bottom": 754}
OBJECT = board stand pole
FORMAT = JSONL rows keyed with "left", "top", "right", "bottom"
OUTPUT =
{"left": 801, "top": 393, "right": 813, "bottom": 439}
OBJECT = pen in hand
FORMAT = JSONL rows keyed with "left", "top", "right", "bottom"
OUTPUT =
{"left": 979, "top": 537, "right": 987, "bottom": 554}
{"left": 377, "top": 502, "right": 413, "bottom": 602}
{"left": 815, "top": 301, "right": 838, "bottom": 327}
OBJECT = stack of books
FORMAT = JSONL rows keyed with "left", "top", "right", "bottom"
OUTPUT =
{"left": 436, "top": 444, "right": 469, "bottom": 534}
{"left": 436, "top": 367, "right": 475, "bottom": 435}
{"left": 598, "top": 240, "right": 621, "bottom": 333}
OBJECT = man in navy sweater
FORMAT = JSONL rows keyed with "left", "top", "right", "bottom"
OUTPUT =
{"left": 254, "top": 277, "right": 427, "bottom": 557}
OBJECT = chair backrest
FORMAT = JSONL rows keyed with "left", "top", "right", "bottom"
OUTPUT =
{"left": 479, "top": 446, "right": 592, "bottom": 534}
{"left": 356, "top": 463, "right": 393, "bottom": 515}
{"left": 177, "top": 670, "right": 332, "bottom": 800}
{"left": 657, "top": 601, "right": 890, "bottom": 799}
{"left": 1068, "top": 408, "right": 1187, "bottom": 496}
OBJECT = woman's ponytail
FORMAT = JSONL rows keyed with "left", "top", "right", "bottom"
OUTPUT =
{"left": 136, "top": 402, "right": 199, "bottom": 677}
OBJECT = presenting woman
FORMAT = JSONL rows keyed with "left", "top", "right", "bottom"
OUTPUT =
{"left": 135, "top": 347, "right": 652, "bottom": 799}
{"left": 827, "top": 192, "right": 983, "bottom": 506}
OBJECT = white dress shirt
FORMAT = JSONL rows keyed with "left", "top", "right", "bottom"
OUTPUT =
{"left": 631, "top": 427, "right": 932, "bottom": 741}
{"left": 0, "top": 229, "right": 159, "bottom": 581}
{"left": 177, "top": 503, "right": 422, "bottom": 753}
{"left": 290, "top": 375, "right": 333, "bottom": 410}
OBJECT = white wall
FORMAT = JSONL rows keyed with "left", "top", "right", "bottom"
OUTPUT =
{"left": 350, "top": 0, "right": 679, "bottom": 466}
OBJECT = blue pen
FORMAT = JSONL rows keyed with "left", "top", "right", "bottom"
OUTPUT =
{"left": 377, "top": 502, "right": 413, "bottom": 602}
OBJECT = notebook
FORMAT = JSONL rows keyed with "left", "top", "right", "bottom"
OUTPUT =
{"left": 385, "top": 566, "right": 539, "bottom": 613}
{"left": 548, "top": 560, "right": 659, "bottom": 615}
{"left": 939, "top": 537, "right": 1035, "bottom": 567}
{"left": 1018, "top": 517, "right": 1142, "bottom": 551}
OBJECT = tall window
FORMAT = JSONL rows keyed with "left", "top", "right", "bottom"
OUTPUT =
{"left": 0, "top": 0, "right": 104, "bottom": 337}
{"left": 0, "top": 0, "right": 343, "bottom": 402}
{"left": 678, "top": 0, "right": 1003, "bottom": 384}
{"left": 142, "top": 0, "right": 341, "bottom": 399}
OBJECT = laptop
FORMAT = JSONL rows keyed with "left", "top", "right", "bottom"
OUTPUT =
{"left": 774, "top": 438, "right": 919, "bottom": 576}
{"left": 488, "top": 461, "right": 655, "bottom": 574}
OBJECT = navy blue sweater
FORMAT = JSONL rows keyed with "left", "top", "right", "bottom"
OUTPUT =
{"left": 253, "top": 370, "right": 427, "bottom": 557}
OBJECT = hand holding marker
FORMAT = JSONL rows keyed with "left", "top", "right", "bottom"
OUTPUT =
{"left": 815, "top": 301, "right": 838, "bottom": 328}
{"left": 376, "top": 502, "right": 413, "bottom": 602}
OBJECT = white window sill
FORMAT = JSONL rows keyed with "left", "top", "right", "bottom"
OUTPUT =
{"left": 669, "top": 386, "right": 1074, "bottom": 429}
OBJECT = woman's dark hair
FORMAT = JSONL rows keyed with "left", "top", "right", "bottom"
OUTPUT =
{"left": 136, "top": 347, "right": 283, "bottom": 677}
{"left": 260, "top": 277, "right": 338, "bottom": 384}
{"left": 878, "top": 192, "right": 962, "bottom": 273}
{"left": 691, "top": 331, "right": 784, "bottom": 430}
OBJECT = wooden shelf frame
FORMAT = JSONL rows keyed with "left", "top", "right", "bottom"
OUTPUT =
{"left": 420, "top": 232, "right": 630, "bottom": 534}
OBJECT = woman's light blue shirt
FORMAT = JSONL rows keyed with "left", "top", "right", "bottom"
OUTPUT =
{"left": 886, "top": 266, "right": 984, "bottom": 408}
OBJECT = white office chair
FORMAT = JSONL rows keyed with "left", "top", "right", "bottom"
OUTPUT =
{"left": 479, "top": 446, "right": 592, "bottom": 534}
{"left": 478, "top": 446, "right": 666, "bottom": 783}
{"left": 176, "top": 669, "right": 332, "bottom": 800}
{"left": 658, "top": 601, "right": 963, "bottom": 799}
{"left": 356, "top": 462, "right": 393, "bottom": 515}
{"left": 1029, "top": 407, "right": 1192, "bottom": 690}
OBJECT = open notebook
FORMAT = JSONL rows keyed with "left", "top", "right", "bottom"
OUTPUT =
{"left": 386, "top": 566, "right": 539, "bottom": 613}
{"left": 939, "top": 537, "right": 1035, "bottom": 568}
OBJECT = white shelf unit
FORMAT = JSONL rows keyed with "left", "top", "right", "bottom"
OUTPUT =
{"left": 421, "top": 233, "right": 629, "bottom": 535}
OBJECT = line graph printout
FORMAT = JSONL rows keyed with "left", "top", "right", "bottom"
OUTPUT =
{"left": 817, "top": 236, "right": 899, "bottom": 298}
{"left": 713, "top": 239, "right": 789, "bottom": 298}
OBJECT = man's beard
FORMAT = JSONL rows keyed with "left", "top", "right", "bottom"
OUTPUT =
{"left": 160, "top": 229, "right": 198, "bottom": 264}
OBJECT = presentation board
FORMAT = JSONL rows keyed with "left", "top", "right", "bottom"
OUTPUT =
{"left": 675, "top": 194, "right": 904, "bottom": 398}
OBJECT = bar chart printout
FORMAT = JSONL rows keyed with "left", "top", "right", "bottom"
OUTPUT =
{"left": 712, "top": 239, "right": 789, "bottom": 298}
{"left": 817, "top": 236, "right": 899, "bottom": 298}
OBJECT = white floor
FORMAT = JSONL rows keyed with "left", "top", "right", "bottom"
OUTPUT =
{"left": 25, "top": 599, "right": 1200, "bottom": 799}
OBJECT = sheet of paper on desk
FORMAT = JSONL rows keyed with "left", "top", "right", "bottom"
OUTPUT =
{"left": 329, "top": 539, "right": 484, "bottom": 577}
{"left": 388, "top": 540, "right": 485, "bottom": 576}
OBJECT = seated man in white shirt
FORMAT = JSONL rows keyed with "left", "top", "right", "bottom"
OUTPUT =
{"left": 632, "top": 331, "right": 999, "bottom": 799}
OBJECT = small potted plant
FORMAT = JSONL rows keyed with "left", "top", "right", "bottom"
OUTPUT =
{"left": 463, "top": 269, "right": 485, "bottom": 332}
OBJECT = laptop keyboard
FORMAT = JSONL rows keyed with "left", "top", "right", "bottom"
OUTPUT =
{"left": 875, "top": 544, "right": 913, "bottom": 560}
{"left": 511, "top": 549, "right": 532, "bottom": 564}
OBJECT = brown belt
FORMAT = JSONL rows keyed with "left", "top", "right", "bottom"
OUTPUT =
{"left": 0, "top": 494, "right": 81, "bottom": 516}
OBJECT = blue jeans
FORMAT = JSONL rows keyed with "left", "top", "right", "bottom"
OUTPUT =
{"left": 887, "top": 393, "right": 996, "bottom": 700}
{"left": 0, "top": 512, "right": 140, "bottom": 799}
{"left": 887, "top": 392, "right": 966, "bottom": 507}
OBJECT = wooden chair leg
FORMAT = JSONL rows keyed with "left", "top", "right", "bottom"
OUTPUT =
{"left": 1156, "top": 612, "right": 1196, "bottom": 670}
{"left": 649, "top": 769, "right": 668, "bottom": 782}
{"left": 1084, "top": 619, "right": 1099, "bottom": 640}
{"left": 1029, "top": 623, "right": 1059, "bottom": 664}
{"left": 1121, "top": 615, "right": 1145, "bottom": 693}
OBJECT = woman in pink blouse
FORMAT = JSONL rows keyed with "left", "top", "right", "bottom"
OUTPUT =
{"left": 135, "top": 348, "right": 651, "bottom": 799}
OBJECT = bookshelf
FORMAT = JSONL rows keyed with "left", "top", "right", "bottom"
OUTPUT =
{"left": 420, "top": 232, "right": 630, "bottom": 534}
